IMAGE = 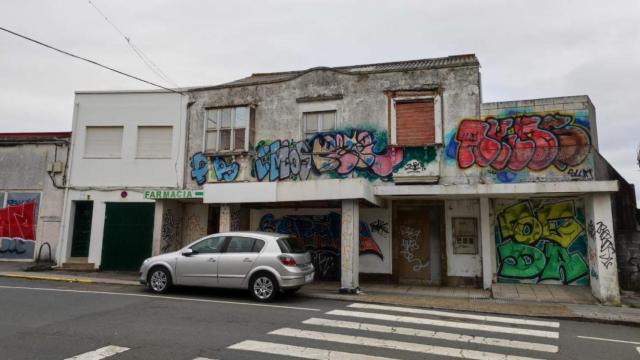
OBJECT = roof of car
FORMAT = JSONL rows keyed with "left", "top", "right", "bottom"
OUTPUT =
{"left": 214, "top": 231, "right": 288, "bottom": 240}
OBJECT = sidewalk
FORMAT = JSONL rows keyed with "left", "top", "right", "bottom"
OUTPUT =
{"left": 1, "top": 261, "right": 639, "bottom": 326}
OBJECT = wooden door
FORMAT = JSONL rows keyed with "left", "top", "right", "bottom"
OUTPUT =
{"left": 395, "top": 209, "right": 431, "bottom": 284}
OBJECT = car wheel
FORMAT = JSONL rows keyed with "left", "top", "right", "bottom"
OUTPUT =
{"left": 148, "top": 267, "right": 171, "bottom": 294}
{"left": 251, "top": 273, "right": 278, "bottom": 302}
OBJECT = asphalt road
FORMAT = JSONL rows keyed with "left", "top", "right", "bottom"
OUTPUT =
{"left": 0, "top": 277, "right": 639, "bottom": 360}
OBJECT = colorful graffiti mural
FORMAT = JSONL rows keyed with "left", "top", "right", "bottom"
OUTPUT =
{"left": 190, "top": 152, "right": 240, "bottom": 183}
{"left": 495, "top": 199, "right": 589, "bottom": 285}
{"left": 212, "top": 157, "right": 240, "bottom": 182}
{"left": 445, "top": 112, "right": 592, "bottom": 183}
{"left": 0, "top": 193, "right": 40, "bottom": 260}
{"left": 258, "top": 212, "right": 383, "bottom": 280}
{"left": 254, "top": 129, "right": 404, "bottom": 182}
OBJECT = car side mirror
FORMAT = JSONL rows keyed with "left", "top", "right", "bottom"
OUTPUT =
{"left": 182, "top": 248, "right": 195, "bottom": 256}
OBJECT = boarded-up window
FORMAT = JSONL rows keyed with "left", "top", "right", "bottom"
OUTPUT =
{"left": 137, "top": 126, "right": 173, "bottom": 158}
{"left": 84, "top": 126, "right": 123, "bottom": 158}
{"left": 395, "top": 99, "right": 435, "bottom": 145}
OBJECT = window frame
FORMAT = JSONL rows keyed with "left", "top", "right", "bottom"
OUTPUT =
{"left": 189, "top": 236, "right": 226, "bottom": 254}
{"left": 389, "top": 94, "right": 442, "bottom": 146}
{"left": 203, "top": 106, "right": 253, "bottom": 154}
{"left": 83, "top": 126, "right": 124, "bottom": 159}
{"left": 302, "top": 110, "right": 337, "bottom": 137}
{"left": 135, "top": 125, "right": 173, "bottom": 159}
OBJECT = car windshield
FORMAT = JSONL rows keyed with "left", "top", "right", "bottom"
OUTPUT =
{"left": 277, "top": 237, "right": 306, "bottom": 254}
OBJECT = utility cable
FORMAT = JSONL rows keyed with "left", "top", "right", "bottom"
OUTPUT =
{"left": 0, "top": 25, "right": 184, "bottom": 94}
{"left": 87, "top": 0, "right": 179, "bottom": 88}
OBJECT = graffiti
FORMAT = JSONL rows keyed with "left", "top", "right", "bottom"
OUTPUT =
{"left": 255, "top": 129, "right": 404, "bottom": 182}
{"left": 258, "top": 212, "right": 383, "bottom": 280}
{"left": 190, "top": 152, "right": 209, "bottom": 185}
{"left": 310, "top": 130, "right": 403, "bottom": 177}
{"left": 212, "top": 157, "right": 239, "bottom": 182}
{"left": 399, "top": 225, "right": 429, "bottom": 272}
{"left": 230, "top": 207, "right": 241, "bottom": 231}
{"left": 402, "top": 159, "right": 426, "bottom": 174}
{"left": 160, "top": 209, "right": 181, "bottom": 253}
{"left": 587, "top": 220, "right": 596, "bottom": 240}
{"left": 596, "top": 221, "right": 615, "bottom": 269}
{"left": 453, "top": 113, "right": 591, "bottom": 172}
{"left": 0, "top": 199, "right": 38, "bottom": 260}
{"left": 369, "top": 219, "right": 389, "bottom": 234}
{"left": 495, "top": 199, "right": 588, "bottom": 284}
{"left": 255, "top": 140, "right": 313, "bottom": 181}
{"left": 568, "top": 168, "right": 593, "bottom": 180}
{"left": 497, "top": 241, "right": 588, "bottom": 283}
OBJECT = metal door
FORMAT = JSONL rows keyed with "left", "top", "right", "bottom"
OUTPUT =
{"left": 101, "top": 203, "right": 154, "bottom": 271}
{"left": 70, "top": 201, "right": 93, "bottom": 257}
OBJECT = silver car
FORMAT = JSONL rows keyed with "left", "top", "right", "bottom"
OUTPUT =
{"left": 139, "top": 231, "right": 314, "bottom": 302}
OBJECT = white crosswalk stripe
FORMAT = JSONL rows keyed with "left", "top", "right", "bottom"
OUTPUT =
{"left": 326, "top": 309, "right": 559, "bottom": 338}
{"left": 348, "top": 303, "right": 560, "bottom": 328}
{"left": 270, "top": 328, "right": 545, "bottom": 360}
{"left": 302, "top": 317, "right": 558, "bottom": 353}
{"left": 229, "top": 340, "right": 399, "bottom": 360}
{"left": 227, "top": 302, "right": 560, "bottom": 360}
{"left": 64, "top": 345, "right": 129, "bottom": 360}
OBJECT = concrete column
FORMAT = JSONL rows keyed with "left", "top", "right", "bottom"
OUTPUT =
{"left": 480, "top": 197, "right": 494, "bottom": 290}
{"left": 585, "top": 193, "right": 620, "bottom": 305}
{"left": 151, "top": 200, "right": 165, "bottom": 256}
{"left": 219, "top": 204, "right": 231, "bottom": 232}
{"left": 340, "top": 199, "right": 359, "bottom": 293}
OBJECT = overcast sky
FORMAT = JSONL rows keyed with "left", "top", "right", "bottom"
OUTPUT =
{"left": 1, "top": 0, "right": 639, "bottom": 199}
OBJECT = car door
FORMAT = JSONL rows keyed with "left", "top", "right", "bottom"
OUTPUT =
{"left": 175, "top": 236, "right": 226, "bottom": 287}
{"left": 217, "top": 236, "right": 265, "bottom": 288}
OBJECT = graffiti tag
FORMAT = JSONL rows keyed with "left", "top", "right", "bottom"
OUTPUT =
{"left": 212, "top": 157, "right": 240, "bottom": 182}
{"left": 190, "top": 152, "right": 209, "bottom": 185}
{"left": 596, "top": 221, "right": 615, "bottom": 269}
{"left": 568, "top": 168, "right": 593, "bottom": 180}
{"left": 399, "top": 225, "right": 429, "bottom": 272}
{"left": 369, "top": 219, "right": 389, "bottom": 234}
{"left": 454, "top": 113, "right": 591, "bottom": 172}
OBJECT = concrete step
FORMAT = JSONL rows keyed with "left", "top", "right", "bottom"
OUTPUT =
{"left": 60, "top": 262, "right": 96, "bottom": 271}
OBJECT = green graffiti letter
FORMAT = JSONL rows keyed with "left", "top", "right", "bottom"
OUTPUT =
{"left": 497, "top": 241, "right": 546, "bottom": 279}
{"left": 540, "top": 242, "right": 588, "bottom": 283}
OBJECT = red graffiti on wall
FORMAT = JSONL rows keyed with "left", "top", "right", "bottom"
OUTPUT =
{"left": 0, "top": 202, "right": 36, "bottom": 240}
{"left": 455, "top": 114, "right": 591, "bottom": 171}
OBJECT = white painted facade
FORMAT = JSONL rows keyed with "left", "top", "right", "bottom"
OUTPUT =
{"left": 57, "top": 91, "right": 189, "bottom": 267}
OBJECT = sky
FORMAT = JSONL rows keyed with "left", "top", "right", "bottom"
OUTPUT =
{"left": 1, "top": 0, "right": 639, "bottom": 199}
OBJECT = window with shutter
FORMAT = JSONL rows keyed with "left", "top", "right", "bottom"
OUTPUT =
{"left": 84, "top": 126, "right": 123, "bottom": 158}
{"left": 395, "top": 99, "right": 436, "bottom": 146}
{"left": 136, "top": 126, "right": 173, "bottom": 158}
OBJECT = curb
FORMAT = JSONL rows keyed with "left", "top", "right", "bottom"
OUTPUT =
{"left": 0, "top": 272, "right": 140, "bottom": 286}
{"left": 299, "top": 291, "right": 640, "bottom": 328}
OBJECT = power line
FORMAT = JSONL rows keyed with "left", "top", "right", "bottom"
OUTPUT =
{"left": 0, "top": 25, "right": 184, "bottom": 94}
{"left": 87, "top": 0, "right": 179, "bottom": 88}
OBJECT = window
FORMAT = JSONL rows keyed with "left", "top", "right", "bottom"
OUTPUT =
{"left": 136, "top": 126, "right": 173, "bottom": 158}
{"left": 205, "top": 106, "right": 252, "bottom": 152}
{"left": 225, "top": 236, "right": 257, "bottom": 253}
{"left": 191, "top": 236, "right": 225, "bottom": 254}
{"left": 84, "top": 126, "right": 123, "bottom": 158}
{"left": 252, "top": 239, "right": 265, "bottom": 253}
{"left": 277, "top": 237, "right": 307, "bottom": 254}
{"left": 394, "top": 99, "right": 435, "bottom": 145}
{"left": 303, "top": 110, "right": 336, "bottom": 136}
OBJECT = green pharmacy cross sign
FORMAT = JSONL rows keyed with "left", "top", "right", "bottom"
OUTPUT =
{"left": 144, "top": 190, "right": 204, "bottom": 199}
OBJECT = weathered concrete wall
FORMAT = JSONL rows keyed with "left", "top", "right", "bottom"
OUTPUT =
{"left": 0, "top": 142, "right": 68, "bottom": 262}
{"left": 186, "top": 65, "right": 481, "bottom": 188}
{"left": 181, "top": 203, "right": 208, "bottom": 246}
{"left": 442, "top": 96, "right": 596, "bottom": 184}
{"left": 617, "top": 231, "right": 640, "bottom": 291}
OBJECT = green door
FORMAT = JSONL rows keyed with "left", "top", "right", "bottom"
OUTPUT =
{"left": 101, "top": 203, "right": 155, "bottom": 271}
{"left": 70, "top": 201, "right": 93, "bottom": 257}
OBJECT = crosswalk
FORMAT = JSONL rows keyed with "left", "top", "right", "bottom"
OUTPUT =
{"left": 64, "top": 347, "right": 216, "bottom": 360}
{"left": 228, "top": 302, "right": 561, "bottom": 360}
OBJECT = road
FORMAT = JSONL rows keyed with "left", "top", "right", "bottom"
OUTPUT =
{"left": 0, "top": 277, "right": 639, "bottom": 360}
